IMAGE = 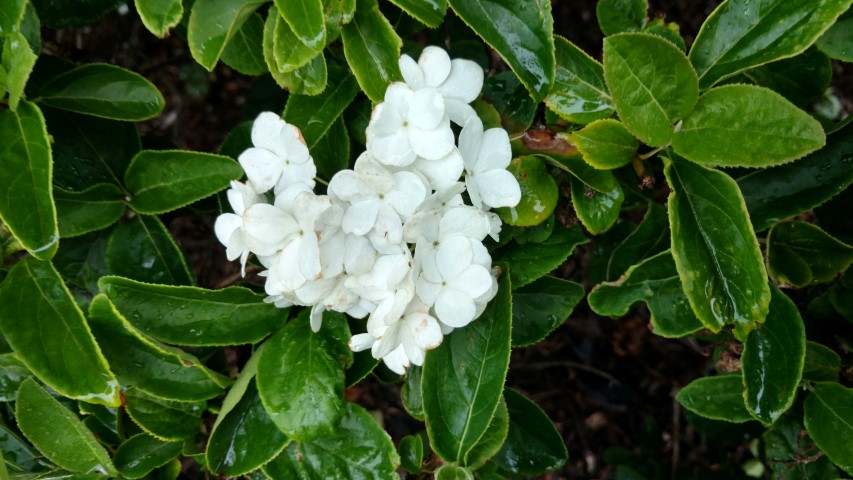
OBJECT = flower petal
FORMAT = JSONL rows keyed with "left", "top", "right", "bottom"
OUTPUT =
{"left": 435, "top": 288, "right": 476, "bottom": 328}
{"left": 458, "top": 116, "right": 484, "bottom": 169}
{"left": 387, "top": 171, "right": 427, "bottom": 219}
{"left": 445, "top": 98, "right": 478, "bottom": 126}
{"left": 251, "top": 112, "right": 287, "bottom": 156}
{"left": 476, "top": 128, "right": 512, "bottom": 170}
{"left": 399, "top": 54, "right": 425, "bottom": 90}
{"left": 238, "top": 148, "right": 282, "bottom": 193}
{"left": 409, "top": 122, "right": 454, "bottom": 161}
{"left": 214, "top": 213, "right": 242, "bottom": 246}
{"left": 384, "top": 82, "right": 414, "bottom": 114}
{"left": 418, "top": 46, "right": 451, "bottom": 88}
{"left": 448, "top": 264, "right": 492, "bottom": 299}
{"left": 436, "top": 236, "right": 473, "bottom": 281}
{"left": 411, "top": 148, "right": 465, "bottom": 190}
{"left": 349, "top": 333, "right": 376, "bottom": 352}
{"left": 342, "top": 200, "right": 380, "bottom": 236}
{"left": 409, "top": 87, "right": 445, "bottom": 131}
{"left": 369, "top": 127, "right": 417, "bottom": 167}
{"left": 367, "top": 101, "right": 404, "bottom": 137}
{"left": 438, "top": 58, "right": 484, "bottom": 103}
{"left": 476, "top": 170, "right": 521, "bottom": 209}
{"left": 281, "top": 124, "right": 310, "bottom": 164}
{"left": 439, "top": 206, "right": 490, "bottom": 240}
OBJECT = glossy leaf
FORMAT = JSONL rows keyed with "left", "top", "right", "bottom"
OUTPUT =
{"left": 422, "top": 270, "right": 511, "bottom": 463}
{"left": 0, "top": 101, "right": 58, "bottom": 260}
{"left": 689, "top": 0, "right": 853, "bottom": 89}
{"left": 221, "top": 13, "right": 267, "bottom": 76}
{"left": 283, "top": 68, "right": 359, "bottom": 149}
{"left": 0, "top": 0, "right": 25, "bottom": 34}
{"left": 644, "top": 17, "right": 686, "bottom": 51}
{"left": 52, "top": 229, "right": 111, "bottom": 294}
{"left": 389, "top": 0, "right": 446, "bottom": 26}
{"left": 0, "top": 258, "right": 119, "bottom": 405}
{"left": 496, "top": 223, "right": 588, "bottom": 288}
{"left": 497, "top": 155, "right": 558, "bottom": 227}
{"left": 673, "top": 85, "right": 825, "bottom": 167}
{"left": 2, "top": 31, "right": 37, "bottom": 110}
{"left": 742, "top": 285, "right": 805, "bottom": 425}
{"left": 257, "top": 311, "right": 346, "bottom": 441}
{"left": 312, "top": 117, "right": 351, "bottom": 179}
{"left": 0, "top": 353, "right": 31, "bottom": 401}
{"left": 277, "top": 52, "right": 328, "bottom": 95}
{"left": 401, "top": 365, "right": 424, "bottom": 420}
{"left": 0, "top": 423, "right": 44, "bottom": 471}
{"left": 206, "top": 380, "right": 289, "bottom": 476}
{"left": 98, "top": 276, "right": 284, "bottom": 346}
{"left": 804, "top": 382, "right": 853, "bottom": 475}
{"left": 493, "top": 388, "right": 567, "bottom": 475}
{"left": 572, "top": 119, "right": 638, "bottom": 169}
{"left": 125, "top": 150, "right": 242, "bottom": 214}
{"left": 399, "top": 435, "right": 424, "bottom": 474}
{"left": 88, "top": 295, "right": 231, "bottom": 401}
{"left": 113, "top": 434, "right": 182, "bottom": 479}
{"left": 54, "top": 184, "right": 125, "bottom": 238}
{"left": 272, "top": 7, "right": 322, "bottom": 73}
{"left": 664, "top": 156, "right": 769, "bottom": 340}
{"left": 764, "top": 414, "right": 840, "bottom": 480}
{"left": 105, "top": 215, "right": 194, "bottom": 286}
{"left": 15, "top": 378, "right": 117, "bottom": 476}
{"left": 675, "top": 375, "right": 753, "bottom": 423}
{"left": 817, "top": 8, "right": 853, "bottom": 61}
{"left": 449, "top": 0, "right": 554, "bottom": 102}
{"left": 483, "top": 71, "right": 537, "bottom": 133}
{"left": 465, "top": 396, "right": 509, "bottom": 468}
{"left": 739, "top": 121, "right": 853, "bottom": 232}
{"left": 38, "top": 64, "right": 165, "bottom": 121}
{"left": 744, "top": 47, "right": 832, "bottom": 106}
{"left": 29, "top": 0, "right": 116, "bottom": 28}
{"left": 603, "top": 33, "right": 698, "bottom": 147}
{"left": 768, "top": 221, "right": 853, "bottom": 287}
{"left": 44, "top": 107, "right": 140, "bottom": 192}
{"left": 275, "top": 0, "right": 325, "bottom": 49}
{"left": 19, "top": 3, "right": 41, "bottom": 54}
{"left": 124, "top": 387, "right": 205, "bottom": 441}
{"left": 341, "top": 0, "right": 402, "bottom": 103}
{"left": 589, "top": 250, "right": 703, "bottom": 338}
{"left": 135, "top": 0, "right": 183, "bottom": 37}
{"left": 603, "top": 203, "right": 670, "bottom": 281}
{"left": 571, "top": 176, "right": 624, "bottom": 235}
{"left": 803, "top": 341, "right": 841, "bottom": 382}
{"left": 596, "top": 0, "right": 647, "bottom": 35}
{"left": 545, "top": 36, "right": 615, "bottom": 124}
{"left": 187, "top": 0, "right": 265, "bottom": 71}
{"left": 435, "top": 465, "right": 474, "bottom": 480}
{"left": 511, "top": 276, "right": 584, "bottom": 346}
{"left": 544, "top": 151, "right": 618, "bottom": 194}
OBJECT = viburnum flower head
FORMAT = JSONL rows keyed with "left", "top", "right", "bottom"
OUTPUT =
{"left": 238, "top": 112, "right": 316, "bottom": 193}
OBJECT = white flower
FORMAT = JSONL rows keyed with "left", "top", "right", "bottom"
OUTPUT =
{"left": 238, "top": 112, "right": 316, "bottom": 193}
{"left": 241, "top": 203, "right": 299, "bottom": 257}
{"left": 213, "top": 181, "right": 266, "bottom": 275}
{"left": 399, "top": 46, "right": 484, "bottom": 125}
{"left": 415, "top": 236, "right": 494, "bottom": 328}
{"left": 407, "top": 147, "right": 465, "bottom": 191}
{"left": 345, "top": 250, "right": 414, "bottom": 333}
{"left": 366, "top": 83, "right": 455, "bottom": 166}
{"left": 459, "top": 117, "right": 521, "bottom": 210}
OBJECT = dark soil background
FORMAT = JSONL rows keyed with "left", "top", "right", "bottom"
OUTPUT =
{"left": 39, "top": 1, "right": 852, "bottom": 479}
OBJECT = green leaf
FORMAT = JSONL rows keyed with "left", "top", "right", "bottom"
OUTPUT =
{"left": 448, "top": 0, "right": 554, "bottom": 102}
{"left": 676, "top": 375, "right": 753, "bottom": 423}
{"left": 113, "top": 434, "right": 182, "bottom": 479}
{"left": 341, "top": 0, "right": 402, "bottom": 103}
{"left": 257, "top": 311, "right": 345, "bottom": 441}
{"left": 53, "top": 229, "right": 111, "bottom": 294}
{"left": 496, "top": 223, "right": 588, "bottom": 288}
{"left": 399, "top": 434, "right": 424, "bottom": 474}
{"left": 2, "top": 31, "right": 38, "bottom": 111}
{"left": 768, "top": 221, "right": 853, "bottom": 287}
{"left": 0, "top": 0, "right": 26, "bottom": 34}
{"left": 482, "top": 71, "right": 537, "bottom": 133}
{"left": 278, "top": 52, "right": 328, "bottom": 95}
{"left": 54, "top": 184, "right": 125, "bottom": 238}
{"left": 511, "top": 276, "right": 583, "bottom": 347}
{"left": 105, "top": 215, "right": 194, "bottom": 286}
{"left": 803, "top": 341, "right": 841, "bottom": 382}
{"left": 44, "top": 107, "right": 140, "bottom": 192}
{"left": 389, "top": 0, "right": 446, "bottom": 27}
{"left": 38, "top": 64, "right": 165, "bottom": 121}
{"left": 272, "top": 7, "right": 322, "bottom": 73}
{"left": 88, "top": 295, "right": 230, "bottom": 402}
{"left": 596, "top": 0, "right": 646, "bottom": 35}
{"left": 124, "top": 387, "right": 205, "bottom": 441}
{"left": 19, "top": 3, "right": 41, "bottom": 55}
{"left": 493, "top": 388, "right": 567, "bottom": 475}
{"left": 264, "top": 403, "right": 399, "bottom": 479}
{"left": 744, "top": 47, "right": 832, "bottom": 106}
{"left": 571, "top": 176, "right": 624, "bottom": 235}
{"left": 544, "top": 37, "right": 615, "bottom": 124}
{"left": 543, "top": 151, "right": 618, "bottom": 194}
{"left": 435, "top": 465, "right": 474, "bottom": 480}
{"left": 187, "top": 0, "right": 265, "bottom": 71}
{"left": 283, "top": 68, "right": 359, "bottom": 149}
{"left": 0, "top": 258, "right": 119, "bottom": 405}
{"left": 602, "top": 203, "right": 670, "bottom": 281}
{"left": 15, "top": 378, "right": 117, "bottom": 476}
{"left": 603, "top": 32, "right": 698, "bottom": 147}
{"left": 664, "top": 156, "right": 770, "bottom": 340}
{"left": 401, "top": 365, "right": 424, "bottom": 420}
{"left": 464, "top": 396, "right": 509, "bottom": 468}
{"left": 125, "top": 150, "right": 242, "bottom": 214}
{"left": 0, "top": 101, "right": 58, "bottom": 260}
{"left": 739, "top": 121, "right": 853, "bottom": 232}
{"left": 589, "top": 250, "right": 705, "bottom": 338}
{"left": 0, "top": 423, "right": 44, "bottom": 471}
{"left": 689, "top": 0, "right": 853, "bottom": 89}
{"left": 0, "top": 353, "right": 32, "bottom": 401}
{"left": 742, "top": 284, "right": 805, "bottom": 425}
{"left": 221, "top": 13, "right": 267, "bottom": 76}
{"left": 764, "top": 414, "right": 840, "bottom": 480}
{"left": 804, "top": 382, "right": 853, "bottom": 475}
{"left": 422, "top": 270, "right": 511, "bottom": 463}
{"left": 29, "top": 0, "right": 116, "bottom": 28}
{"left": 672, "top": 85, "right": 826, "bottom": 167}
{"left": 98, "top": 276, "right": 285, "bottom": 346}
{"left": 572, "top": 119, "right": 638, "bottom": 169}
{"left": 817, "top": 8, "right": 853, "bottom": 61}
{"left": 312, "top": 116, "right": 351, "bottom": 179}
{"left": 134, "top": 0, "right": 183, "bottom": 37}
{"left": 275, "top": 0, "right": 325, "bottom": 49}
{"left": 644, "top": 17, "right": 686, "bottom": 52}
{"left": 496, "top": 155, "right": 558, "bottom": 227}
{"left": 206, "top": 380, "right": 289, "bottom": 476}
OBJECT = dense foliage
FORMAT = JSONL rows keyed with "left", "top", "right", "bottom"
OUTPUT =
{"left": 0, "top": 0, "right": 852, "bottom": 478}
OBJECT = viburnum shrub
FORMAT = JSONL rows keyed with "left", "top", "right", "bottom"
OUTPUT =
{"left": 0, "top": 0, "right": 852, "bottom": 478}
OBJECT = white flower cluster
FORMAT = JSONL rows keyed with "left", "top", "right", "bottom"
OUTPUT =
{"left": 215, "top": 47, "right": 521, "bottom": 374}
